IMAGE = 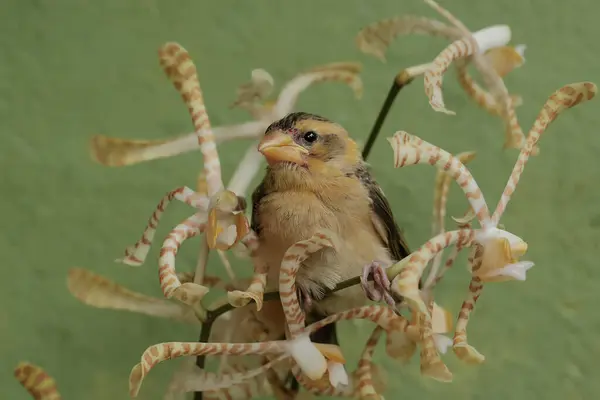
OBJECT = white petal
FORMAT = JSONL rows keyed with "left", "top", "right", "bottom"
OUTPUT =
{"left": 285, "top": 334, "right": 327, "bottom": 380}
{"left": 486, "top": 261, "right": 534, "bottom": 281}
{"left": 475, "top": 228, "right": 527, "bottom": 256}
{"left": 476, "top": 227, "right": 523, "bottom": 247}
{"left": 327, "top": 361, "right": 349, "bottom": 388}
{"left": 251, "top": 68, "right": 275, "bottom": 87}
{"left": 433, "top": 334, "right": 453, "bottom": 354}
{"left": 514, "top": 44, "right": 527, "bottom": 60}
{"left": 217, "top": 224, "right": 238, "bottom": 247}
{"left": 472, "top": 25, "right": 512, "bottom": 53}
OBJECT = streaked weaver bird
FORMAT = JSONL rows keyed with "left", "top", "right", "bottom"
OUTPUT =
{"left": 252, "top": 112, "right": 412, "bottom": 330}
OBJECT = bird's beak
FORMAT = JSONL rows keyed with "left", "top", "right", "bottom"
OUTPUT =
{"left": 258, "top": 133, "right": 308, "bottom": 166}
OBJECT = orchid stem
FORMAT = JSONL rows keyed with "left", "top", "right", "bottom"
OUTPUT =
{"left": 361, "top": 70, "right": 416, "bottom": 160}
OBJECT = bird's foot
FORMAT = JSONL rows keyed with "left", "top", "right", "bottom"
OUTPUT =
{"left": 361, "top": 261, "right": 395, "bottom": 307}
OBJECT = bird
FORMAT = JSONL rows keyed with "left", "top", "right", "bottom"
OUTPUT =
{"left": 250, "top": 111, "right": 412, "bottom": 394}
{"left": 251, "top": 111, "right": 411, "bottom": 320}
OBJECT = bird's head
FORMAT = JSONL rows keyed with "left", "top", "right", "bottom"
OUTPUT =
{"left": 257, "top": 112, "right": 361, "bottom": 173}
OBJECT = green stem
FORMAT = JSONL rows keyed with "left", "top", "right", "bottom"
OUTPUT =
{"left": 361, "top": 70, "right": 415, "bottom": 160}
{"left": 386, "top": 257, "right": 411, "bottom": 280}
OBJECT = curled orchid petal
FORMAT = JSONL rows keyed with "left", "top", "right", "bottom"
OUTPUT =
{"left": 67, "top": 268, "right": 197, "bottom": 323}
{"left": 356, "top": 15, "right": 461, "bottom": 62}
{"left": 451, "top": 209, "right": 476, "bottom": 226}
{"left": 327, "top": 361, "right": 349, "bottom": 388}
{"left": 231, "top": 68, "right": 275, "bottom": 112}
{"left": 14, "top": 362, "right": 62, "bottom": 400}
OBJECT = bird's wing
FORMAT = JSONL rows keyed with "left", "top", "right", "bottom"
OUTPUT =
{"left": 355, "top": 164, "right": 411, "bottom": 262}
{"left": 250, "top": 178, "right": 268, "bottom": 236}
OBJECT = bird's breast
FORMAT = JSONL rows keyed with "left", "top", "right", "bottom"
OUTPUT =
{"left": 255, "top": 190, "right": 391, "bottom": 290}
{"left": 257, "top": 190, "right": 341, "bottom": 253}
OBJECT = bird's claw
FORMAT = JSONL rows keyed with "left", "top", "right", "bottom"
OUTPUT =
{"left": 361, "top": 261, "right": 395, "bottom": 307}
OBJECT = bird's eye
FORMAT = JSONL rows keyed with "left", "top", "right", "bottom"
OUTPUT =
{"left": 303, "top": 131, "right": 319, "bottom": 143}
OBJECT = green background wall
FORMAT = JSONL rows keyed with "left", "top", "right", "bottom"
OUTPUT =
{"left": 2, "top": 0, "right": 599, "bottom": 398}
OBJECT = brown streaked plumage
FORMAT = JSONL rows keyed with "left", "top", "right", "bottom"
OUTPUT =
{"left": 251, "top": 112, "right": 411, "bottom": 317}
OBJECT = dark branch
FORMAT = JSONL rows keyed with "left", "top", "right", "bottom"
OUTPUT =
{"left": 361, "top": 71, "right": 415, "bottom": 160}
{"left": 192, "top": 276, "right": 362, "bottom": 400}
